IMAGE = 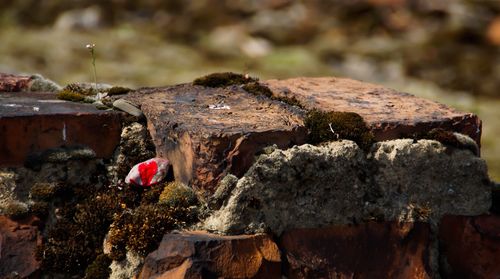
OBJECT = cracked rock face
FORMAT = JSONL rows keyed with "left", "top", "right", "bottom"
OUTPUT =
{"left": 202, "top": 139, "right": 491, "bottom": 235}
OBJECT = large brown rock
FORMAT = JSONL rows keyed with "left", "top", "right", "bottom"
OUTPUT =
{"left": 263, "top": 77, "right": 482, "bottom": 145}
{"left": 125, "top": 84, "right": 307, "bottom": 194}
{"left": 0, "top": 92, "right": 122, "bottom": 166}
{"left": 0, "top": 215, "right": 42, "bottom": 278}
{"left": 138, "top": 231, "right": 281, "bottom": 279}
{"left": 280, "top": 222, "right": 432, "bottom": 279}
{"left": 439, "top": 215, "right": 500, "bottom": 278}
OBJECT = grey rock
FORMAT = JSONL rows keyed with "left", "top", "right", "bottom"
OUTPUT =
{"left": 109, "top": 251, "right": 143, "bottom": 279}
{"left": 209, "top": 174, "right": 239, "bottom": 210}
{"left": 366, "top": 139, "right": 490, "bottom": 223}
{"left": 28, "top": 74, "right": 62, "bottom": 92}
{"left": 113, "top": 99, "right": 143, "bottom": 117}
{"left": 203, "top": 141, "right": 368, "bottom": 235}
{"left": 202, "top": 139, "right": 492, "bottom": 235}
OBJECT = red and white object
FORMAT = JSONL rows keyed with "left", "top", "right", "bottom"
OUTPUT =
{"left": 125, "top": 158, "right": 170, "bottom": 187}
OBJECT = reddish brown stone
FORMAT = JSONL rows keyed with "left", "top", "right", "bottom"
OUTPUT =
{"left": 125, "top": 84, "right": 307, "bottom": 194}
{"left": 0, "top": 73, "right": 31, "bottom": 92}
{"left": 138, "top": 231, "right": 282, "bottom": 279}
{"left": 0, "top": 215, "right": 42, "bottom": 278}
{"left": 439, "top": 215, "right": 500, "bottom": 278}
{"left": 0, "top": 92, "right": 122, "bottom": 166}
{"left": 264, "top": 77, "right": 482, "bottom": 145}
{"left": 280, "top": 222, "right": 432, "bottom": 279}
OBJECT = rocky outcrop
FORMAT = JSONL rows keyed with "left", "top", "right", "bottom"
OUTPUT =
{"left": 203, "top": 139, "right": 491, "bottom": 235}
{"left": 138, "top": 231, "right": 281, "bottom": 279}
{"left": 0, "top": 215, "right": 42, "bottom": 278}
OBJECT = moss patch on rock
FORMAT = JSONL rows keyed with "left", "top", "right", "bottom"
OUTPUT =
{"left": 304, "top": 109, "right": 374, "bottom": 149}
{"left": 193, "top": 72, "right": 257, "bottom": 87}
{"left": 84, "top": 254, "right": 112, "bottom": 279}
{"left": 56, "top": 89, "right": 87, "bottom": 102}
{"left": 243, "top": 81, "right": 304, "bottom": 108}
{"left": 107, "top": 86, "right": 132, "bottom": 96}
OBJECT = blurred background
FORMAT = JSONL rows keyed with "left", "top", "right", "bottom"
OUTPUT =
{"left": 0, "top": 0, "right": 499, "bottom": 180}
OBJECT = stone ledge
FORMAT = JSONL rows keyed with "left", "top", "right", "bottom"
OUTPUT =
{"left": 264, "top": 77, "right": 482, "bottom": 145}
{"left": 0, "top": 92, "right": 122, "bottom": 166}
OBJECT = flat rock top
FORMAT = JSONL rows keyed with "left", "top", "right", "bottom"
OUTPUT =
{"left": 126, "top": 84, "right": 304, "bottom": 135}
{"left": 263, "top": 77, "right": 474, "bottom": 126}
{"left": 0, "top": 92, "right": 115, "bottom": 117}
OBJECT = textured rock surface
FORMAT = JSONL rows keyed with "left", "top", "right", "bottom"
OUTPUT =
{"left": 138, "top": 231, "right": 281, "bottom": 279}
{"left": 203, "top": 141, "right": 367, "bottom": 235}
{"left": 280, "top": 222, "right": 431, "bottom": 279}
{"left": 0, "top": 215, "right": 42, "bottom": 278}
{"left": 0, "top": 92, "right": 122, "bottom": 166}
{"left": 439, "top": 214, "right": 500, "bottom": 278}
{"left": 203, "top": 140, "right": 491, "bottom": 235}
{"left": 124, "top": 83, "right": 307, "bottom": 195}
{"left": 366, "top": 139, "right": 491, "bottom": 223}
{"left": 109, "top": 251, "right": 144, "bottom": 279}
{"left": 264, "top": 77, "right": 482, "bottom": 145}
{"left": 0, "top": 73, "right": 31, "bottom": 92}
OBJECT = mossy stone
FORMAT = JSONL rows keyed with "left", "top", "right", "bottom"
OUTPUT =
{"left": 193, "top": 72, "right": 257, "bottom": 87}
{"left": 107, "top": 86, "right": 132, "bottom": 96}
{"left": 56, "top": 89, "right": 86, "bottom": 102}
{"left": 304, "top": 109, "right": 374, "bottom": 149}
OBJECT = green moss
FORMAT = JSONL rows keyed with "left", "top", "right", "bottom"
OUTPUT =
{"left": 304, "top": 109, "right": 374, "bottom": 149}
{"left": 30, "top": 183, "right": 61, "bottom": 201}
{"left": 107, "top": 86, "right": 132, "bottom": 96}
{"left": 108, "top": 183, "right": 199, "bottom": 259}
{"left": 37, "top": 185, "right": 142, "bottom": 276}
{"left": 84, "top": 254, "right": 112, "bottom": 279}
{"left": 57, "top": 89, "right": 86, "bottom": 102}
{"left": 242, "top": 82, "right": 273, "bottom": 98}
{"left": 243, "top": 81, "right": 305, "bottom": 109}
{"left": 159, "top": 181, "right": 197, "bottom": 207}
{"left": 64, "top": 83, "right": 95, "bottom": 96}
{"left": 193, "top": 72, "right": 257, "bottom": 87}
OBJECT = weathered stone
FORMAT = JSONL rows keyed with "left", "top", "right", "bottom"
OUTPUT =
{"left": 263, "top": 77, "right": 482, "bottom": 145}
{"left": 0, "top": 215, "right": 42, "bottom": 278}
{"left": 0, "top": 73, "right": 31, "bottom": 92}
{"left": 439, "top": 215, "right": 500, "bottom": 278}
{"left": 0, "top": 92, "right": 122, "bottom": 166}
{"left": 366, "top": 139, "right": 491, "bottom": 223}
{"left": 109, "top": 251, "right": 144, "bottom": 279}
{"left": 138, "top": 231, "right": 281, "bottom": 279}
{"left": 113, "top": 99, "right": 144, "bottom": 117}
{"left": 203, "top": 141, "right": 368, "bottom": 235}
{"left": 280, "top": 222, "right": 432, "bottom": 279}
{"left": 202, "top": 140, "right": 491, "bottom": 235}
{"left": 124, "top": 83, "right": 307, "bottom": 195}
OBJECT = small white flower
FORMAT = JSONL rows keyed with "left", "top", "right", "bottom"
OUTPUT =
{"left": 86, "top": 43, "right": 96, "bottom": 49}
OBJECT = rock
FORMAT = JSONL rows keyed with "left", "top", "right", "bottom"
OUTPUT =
{"left": 439, "top": 214, "right": 500, "bottom": 278}
{"left": 0, "top": 73, "right": 31, "bottom": 92}
{"left": 203, "top": 141, "right": 368, "bottom": 235}
{"left": 27, "top": 74, "right": 62, "bottom": 92}
{"left": 138, "top": 231, "right": 281, "bottom": 279}
{"left": 0, "top": 92, "right": 122, "bottom": 166}
{"left": 113, "top": 99, "right": 144, "bottom": 117}
{"left": 263, "top": 77, "right": 482, "bottom": 146}
{"left": 0, "top": 215, "right": 42, "bottom": 278}
{"left": 109, "top": 251, "right": 144, "bottom": 279}
{"left": 487, "top": 17, "right": 500, "bottom": 46}
{"left": 280, "top": 222, "right": 432, "bottom": 279}
{"left": 125, "top": 158, "right": 170, "bottom": 187}
{"left": 367, "top": 139, "right": 491, "bottom": 223}
{"left": 124, "top": 82, "right": 307, "bottom": 195}
{"left": 202, "top": 139, "right": 491, "bottom": 235}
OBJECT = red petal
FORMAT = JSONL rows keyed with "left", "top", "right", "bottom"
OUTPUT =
{"left": 138, "top": 160, "right": 158, "bottom": 186}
